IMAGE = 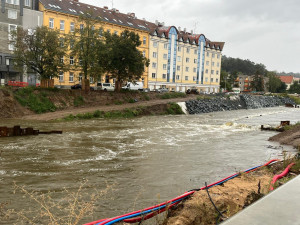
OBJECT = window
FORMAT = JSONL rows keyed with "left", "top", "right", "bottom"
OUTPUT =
{"left": 194, "top": 59, "right": 197, "bottom": 63}
{"left": 143, "top": 37, "right": 146, "bottom": 45}
{"left": 211, "top": 78, "right": 213, "bottom": 82}
{"left": 206, "top": 52, "right": 209, "bottom": 57}
{"left": 163, "top": 54, "right": 167, "bottom": 59}
{"left": 193, "top": 68, "right": 196, "bottom": 73}
{"left": 107, "top": 29, "right": 110, "bottom": 33}
{"left": 217, "top": 54, "right": 220, "bottom": 59}
{"left": 176, "top": 75, "right": 180, "bottom": 80}
{"left": 69, "top": 72, "right": 74, "bottom": 82}
{"left": 206, "top": 61, "right": 209, "bottom": 66}
{"left": 211, "top": 70, "right": 214, "bottom": 74}
{"left": 153, "top": 52, "right": 157, "bottom": 58}
{"left": 60, "top": 38, "right": 64, "bottom": 47}
{"left": 186, "top": 57, "right": 190, "bottom": 63}
{"left": 152, "top": 73, "right": 156, "bottom": 78}
{"left": 205, "top": 77, "right": 208, "bottom": 82}
{"left": 0, "top": 56, "right": 2, "bottom": 65}
{"left": 70, "top": 39, "right": 74, "bottom": 49}
{"left": 80, "top": 24, "right": 84, "bottom": 30}
{"left": 177, "top": 56, "right": 181, "bottom": 62}
{"left": 152, "top": 62, "right": 156, "bottom": 68}
{"left": 114, "top": 31, "right": 118, "bottom": 35}
{"left": 49, "top": 18, "right": 54, "bottom": 28}
{"left": 6, "top": 0, "right": 19, "bottom": 5}
{"left": 8, "top": 43, "right": 14, "bottom": 50}
{"left": 185, "top": 76, "right": 188, "bottom": 81}
{"left": 153, "top": 42, "right": 158, "bottom": 48}
{"left": 177, "top": 66, "right": 180, "bottom": 71}
{"left": 24, "top": 0, "right": 30, "bottom": 6}
{"left": 216, "top": 70, "right": 219, "bottom": 75}
{"left": 163, "top": 64, "right": 167, "bottom": 70}
{"left": 216, "top": 78, "right": 219, "bottom": 83}
{"left": 178, "top": 46, "right": 181, "bottom": 52}
{"left": 90, "top": 77, "right": 94, "bottom": 83}
{"left": 185, "top": 67, "right": 189, "bottom": 72}
{"left": 186, "top": 48, "right": 190, "bottom": 53}
{"left": 162, "top": 74, "right": 166, "bottom": 79}
{"left": 60, "top": 20, "right": 65, "bottom": 30}
{"left": 164, "top": 43, "right": 168, "bottom": 49}
{"left": 193, "top": 76, "right": 196, "bottom": 81}
{"left": 70, "top": 56, "right": 74, "bottom": 65}
{"left": 142, "top": 51, "right": 146, "bottom": 57}
{"left": 217, "top": 62, "right": 220, "bottom": 67}
{"left": 8, "top": 10, "right": 17, "bottom": 19}
{"left": 60, "top": 56, "right": 64, "bottom": 63}
{"left": 205, "top": 69, "right": 208, "bottom": 73}
{"left": 59, "top": 71, "right": 64, "bottom": 82}
{"left": 212, "top": 62, "right": 215, "bottom": 66}
{"left": 194, "top": 49, "right": 197, "bottom": 54}
{"left": 70, "top": 22, "right": 75, "bottom": 32}
{"left": 212, "top": 53, "right": 215, "bottom": 58}
{"left": 78, "top": 73, "right": 83, "bottom": 82}
{"left": 8, "top": 24, "right": 17, "bottom": 39}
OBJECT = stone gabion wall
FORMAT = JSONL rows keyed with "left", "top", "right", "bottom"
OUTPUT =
{"left": 185, "top": 95, "right": 295, "bottom": 114}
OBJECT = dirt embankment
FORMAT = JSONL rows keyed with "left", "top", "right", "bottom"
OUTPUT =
{"left": 269, "top": 124, "right": 300, "bottom": 148}
{"left": 0, "top": 88, "right": 197, "bottom": 120}
{"left": 162, "top": 160, "right": 300, "bottom": 225}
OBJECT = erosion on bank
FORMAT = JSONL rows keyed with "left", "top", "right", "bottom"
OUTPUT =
{"left": 269, "top": 124, "right": 300, "bottom": 148}
{"left": 161, "top": 159, "right": 300, "bottom": 225}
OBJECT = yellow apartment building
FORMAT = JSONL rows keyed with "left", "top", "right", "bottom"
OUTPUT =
{"left": 203, "top": 41, "right": 224, "bottom": 93}
{"left": 39, "top": 0, "right": 150, "bottom": 88}
{"left": 148, "top": 23, "right": 224, "bottom": 93}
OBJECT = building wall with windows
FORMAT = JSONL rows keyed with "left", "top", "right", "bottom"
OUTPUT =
{"left": 203, "top": 42, "right": 223, "bottom": 93}
{"left": 0, "top": 0, "right": 40, "bottom": 84}
{"left": 147, "top": 24, "right": 223, "bottom": 93}
{"left": 39, "top": 0, "right": 150, "bottom": 88}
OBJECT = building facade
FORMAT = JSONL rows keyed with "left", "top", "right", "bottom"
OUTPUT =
{"left": 147, "top": 23, "right": 224, "bottom": 93}
{"left": 0, "top": 0, "right": 41, "bottom": 85}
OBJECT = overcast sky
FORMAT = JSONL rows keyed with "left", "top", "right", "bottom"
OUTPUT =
{"left": 81, "top": 0, "right": 300, "bottom": 73}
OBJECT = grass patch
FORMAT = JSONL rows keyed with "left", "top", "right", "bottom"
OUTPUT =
{"left": 283, "top": 121, "right": 300, "bottom": 131}
{"left": 74, "top": 96, "right": 85, "bottom": 107}
{"left": 14, "top": 87, "right": 56, "bottom": 113}
{"left": 114, "top": 100, "right": 123, "bottom": 105}
{"left": 160, "top": 92, "right": 186, "bottom": 99}
{"left": 288, "top": 95, "right": 300, "bottom": 105}
{"left": 166, "top": 103, "right": 184, "bottom": 115}
{"left": 128, "top": 98, "right": 136, "bottom": 103}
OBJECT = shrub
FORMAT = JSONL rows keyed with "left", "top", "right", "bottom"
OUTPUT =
{"left": 166, "top": 103, "right": 184, "bottom": 115}
{"left": 74, "top": 96, "right": 85, "bottom": 107}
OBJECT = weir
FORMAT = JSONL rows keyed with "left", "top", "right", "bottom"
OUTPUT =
{"left": 182, "top": 95, "right": 295, "bottom": 114}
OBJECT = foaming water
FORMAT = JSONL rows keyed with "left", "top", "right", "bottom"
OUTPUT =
{"left": 0, "top": 106, "right": 300, "bottom": 223}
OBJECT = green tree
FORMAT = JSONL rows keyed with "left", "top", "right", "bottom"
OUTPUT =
{"left": 70, "top": 13, "right": 104, "bottom": 90}
{"left": 267, "top": 72, "right": 286, "bottom": 93}
{"left": 12, "top": 26, "right": 68, "bottom": 82}
{"left": 251, "top": 74, "right": 264, "bottom": 92}
{"left": 289, "top": 81, "right": 300, "bottom": 94}
{"left": 220, "top": 70, "right": 232, "bottom": 92}
{"left": 100, "top": 30, "right": 149, "bottom": 91}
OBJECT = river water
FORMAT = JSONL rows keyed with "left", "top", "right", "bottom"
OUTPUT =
{"left": 0, "top": 107, "right": 300, "bottom": 224}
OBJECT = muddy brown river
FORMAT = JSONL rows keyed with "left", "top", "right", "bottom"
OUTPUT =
{"left": 0, "top": 107, "right": 299, "bottom": 224}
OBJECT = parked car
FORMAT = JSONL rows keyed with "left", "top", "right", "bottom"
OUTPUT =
{"left": 186, "top": 88, "right": 199, "bottom": 94}
{"left": 156, "top": 87, "right": 169, "bottom": 93}
{"left": 71, "top": 84, "right": 94, "bottom": 90}
{"left": 122, "top": 82, "right": 144, "bottom": 91}
{"left": 97, "top": 82, "right": 115, "bottom": 91}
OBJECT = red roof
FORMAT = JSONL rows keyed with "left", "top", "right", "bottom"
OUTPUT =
{"left": 279, "top": 76, "right": 294, "bottom": 84}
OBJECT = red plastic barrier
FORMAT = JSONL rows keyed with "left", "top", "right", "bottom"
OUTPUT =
{"left": 270, "top": 163, "right": 295, "bottom": 191}
{"left": 8, "top": 81, "right": 29, "bottom": 87}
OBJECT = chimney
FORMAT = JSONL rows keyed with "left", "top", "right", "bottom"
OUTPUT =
{"left": 155, "top": 20, "right": 159, "bottom": 25}
{"left": 104, "top": 6, "right": 108, "bottom": 9}
{"left": 116, "top": 9, "right": 119, "bottom": 13}
{"left": 184, "top": 28, "right": 186, "bottom": 32}
{"left": 178, "top": 26, "right": 181, "bottom": 31}
{"left": 130, "top": 12, "right": 135, "bottom": 17}
{"left": 112, "top": 8, "right": 116, "bottom": 11}
{"left": 191, "top": 30, "right": 193, "bottom": 34}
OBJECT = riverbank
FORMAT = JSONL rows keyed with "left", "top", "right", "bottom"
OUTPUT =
{"left": 0, "top": 87, "right": 196, "bottom": 120}
{"left": 161, "top": 127, "right": 300, "bottom": 225}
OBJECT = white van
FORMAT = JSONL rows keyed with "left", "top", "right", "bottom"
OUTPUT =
{"left": 122, "top": 82, "right": 144, "bottom": 91}
{"left": 97, "top": 83, "right": 115, "bottom": 91}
